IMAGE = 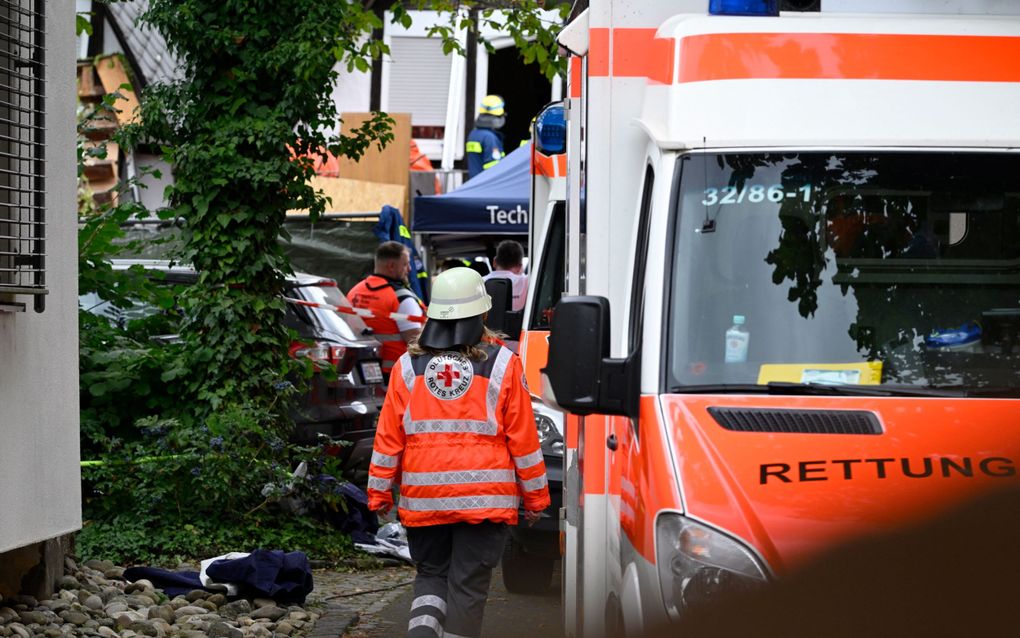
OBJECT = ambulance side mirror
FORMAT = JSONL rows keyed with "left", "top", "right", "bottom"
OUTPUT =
{"left": 541, "top": 296, "right": 639, "bottom": 418}
{"left": 484, "top": 278, "right": 523, "bottom": 340}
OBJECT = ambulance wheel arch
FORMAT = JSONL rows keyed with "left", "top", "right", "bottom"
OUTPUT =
{"left": 604, "top": 592, "right": 625, "bottom": 638}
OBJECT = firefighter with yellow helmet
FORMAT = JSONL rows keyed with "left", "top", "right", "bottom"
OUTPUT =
{"left": 367, "top": 267, "right": 550, "bottom": 638}
{"left": 465, "top": 94, "right": 506, "bottom": 180}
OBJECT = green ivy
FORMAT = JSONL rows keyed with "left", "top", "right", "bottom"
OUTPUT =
{"left": 79, "top": 407, "right": 356, "bottom": 566}
{"left": 118, "top": 1, "right": 398, "bottom": 416}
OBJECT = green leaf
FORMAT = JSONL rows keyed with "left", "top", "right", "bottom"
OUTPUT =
{"left": 76, "top": 14, "right": 93, "bottom": 36}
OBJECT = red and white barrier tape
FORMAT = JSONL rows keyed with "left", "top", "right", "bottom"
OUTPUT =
{"left": 283, "top": 297, "right": 427, "bottom": 324}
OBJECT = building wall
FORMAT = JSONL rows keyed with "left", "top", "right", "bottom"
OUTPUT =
{"left": 0, "top": 0, "right": 81, "bottom": 554}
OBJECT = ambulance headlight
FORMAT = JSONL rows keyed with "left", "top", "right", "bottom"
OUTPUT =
{"left": 655, "top": 514, "right": 768, "bottom": 619}
{"left": 533, "top": 405, "right": 564, "bottom": 457}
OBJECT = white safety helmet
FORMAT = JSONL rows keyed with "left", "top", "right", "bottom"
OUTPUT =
{"left": 419, "top": 267, "right": 492, "bottom": 349}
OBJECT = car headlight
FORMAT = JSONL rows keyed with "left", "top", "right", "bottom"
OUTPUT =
{"left": 533, "top": 405, "right": 564, "bottom": 457}
{"left": 656, "top": 514, "right": 768, "bottom": 619}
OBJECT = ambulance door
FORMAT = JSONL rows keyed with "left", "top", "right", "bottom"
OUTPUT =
{"left": 521, "top": 202, "right": 565, "bottom": 394}
{"left": 518, "top": 201, "right": 576, "bottom": 628}
{"left": 606, "top": 161, "right": 657, "bottom": 637}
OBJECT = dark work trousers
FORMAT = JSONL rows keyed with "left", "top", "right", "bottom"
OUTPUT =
{"left": 405, "top": 521, "right": 509, "bottom": 638}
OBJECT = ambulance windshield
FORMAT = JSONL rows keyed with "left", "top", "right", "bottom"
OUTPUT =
{"left": 667, "top": 152, "right": 1020, "bottom": 394}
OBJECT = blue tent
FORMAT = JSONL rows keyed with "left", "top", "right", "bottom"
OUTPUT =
{"left": 412, "top": 143, "right": 530, "bottom": 235}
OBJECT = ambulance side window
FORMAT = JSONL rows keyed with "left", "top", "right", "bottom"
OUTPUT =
{"left": 530, "top": 203, "right": 566, "bottom": 330}
{"left": 628, "top": 165, "right": 654, "bottom": 436}
{"left": 630, "top": 167, "right": 654, "bottom": 353}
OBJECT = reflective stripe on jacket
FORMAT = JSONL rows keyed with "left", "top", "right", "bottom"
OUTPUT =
{"left": 465, "top": 127, "right": 504, "bottom": 180}
{"left": 346, "top": 275, "right": 424, "bottom": 374}
{"left": 367, "top": 343, "right": 551, "bottom": 527}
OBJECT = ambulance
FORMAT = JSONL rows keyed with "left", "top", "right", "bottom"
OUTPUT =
{"left": 517, "top": 1, "right": 1020, "bottom": 635}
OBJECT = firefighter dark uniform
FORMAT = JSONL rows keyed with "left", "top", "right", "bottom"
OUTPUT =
{"left": 346, "top": 275, "right": 425, "bottom": 376}
{"left": 465, "top": 95, "right": 506, "bottom": 180}
{"left": 367, "top": 267, "right": 550, "bottom": 638}
{"left": 465, "top": 126, "right": 504, "bottom": 179}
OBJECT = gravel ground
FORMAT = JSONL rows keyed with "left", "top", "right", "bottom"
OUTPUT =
{"left": 0, "top": 556, "right": 415, "bottom": 638}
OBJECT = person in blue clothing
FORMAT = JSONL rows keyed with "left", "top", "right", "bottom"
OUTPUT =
{"left": 465, "top": 95, "right": 506, "bottom": 180}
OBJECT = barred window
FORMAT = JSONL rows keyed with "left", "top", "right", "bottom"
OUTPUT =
{"left": 0, "top": 0, "right": 45, "bottom": 312}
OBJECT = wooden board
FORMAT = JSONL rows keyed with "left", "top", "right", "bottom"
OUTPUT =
{"left": 83, "top": 141, "right": 119, "bottom": 181}
{"left": 287, "top": 176, "right": 406, "bottom": 215}
{"left": 93, "top": 55, "right": 140, "bottom": 126}
{"left": 85, "top": 175, "right": 119, "bottom": 205}
{"left": 336, "top": 112, "right": 411, "bottom": 217}
{"left": 76, "top": 63, "right": 104, "bottom": 102}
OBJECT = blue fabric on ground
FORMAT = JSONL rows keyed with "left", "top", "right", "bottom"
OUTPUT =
{"left": 337, "top": 481, "right": 379, "bottom": 545}
{"left": 123, "top": 567, "right": 205, "bottom": 598}
{"left": 205, "top": 549, "right": 314, "bottom": 605}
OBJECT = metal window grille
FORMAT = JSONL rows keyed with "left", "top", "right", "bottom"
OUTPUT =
{"left": 0, "top": 0, "right": 45, "bottom": 312}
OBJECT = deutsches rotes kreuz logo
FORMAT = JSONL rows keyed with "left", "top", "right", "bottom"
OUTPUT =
{"left": 424, "top": 353, "right": 474, "bottom": 400}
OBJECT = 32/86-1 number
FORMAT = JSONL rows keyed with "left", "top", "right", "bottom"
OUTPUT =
{"left": 702, "top": 184, "right": 813, "bottom": 206}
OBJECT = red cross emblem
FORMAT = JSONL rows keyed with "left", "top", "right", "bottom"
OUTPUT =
{"left": 437, "top": 364, "right": 461, "bottom": 388}
{"left": 425, "top": 353, "right": 473, "bottom": 400}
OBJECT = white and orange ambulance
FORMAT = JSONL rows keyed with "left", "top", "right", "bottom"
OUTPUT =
{"left": 517, "top": 1, "right": 1020, "bottom": 636}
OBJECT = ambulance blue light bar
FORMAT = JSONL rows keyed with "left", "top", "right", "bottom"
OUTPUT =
{"left": 709, "top": 0, "right": 779, "bottom": 16}
{"left": 535, "top": 104, "right": 566, "bottom": 155}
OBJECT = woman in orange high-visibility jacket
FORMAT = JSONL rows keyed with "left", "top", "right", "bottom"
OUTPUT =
{"left": 367, "top": 267, "right": 550, "bottom": 638}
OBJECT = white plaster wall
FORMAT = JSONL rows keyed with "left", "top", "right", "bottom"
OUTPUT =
{"left": 133, "top": 153, "right": 174, "bottom": 212}
{"left": 329, "top": 63, "right": 372, "bottom": 138}
{"left": 0, "top": 0, "right": 81, "bottom": 554}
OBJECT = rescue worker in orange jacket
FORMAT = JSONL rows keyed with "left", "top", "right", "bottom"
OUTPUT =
{"left": 347, "top": 241, "right": 426, "bottom": 378}
{"left": 367, "top": 267, "right": 550, "bottom": 638}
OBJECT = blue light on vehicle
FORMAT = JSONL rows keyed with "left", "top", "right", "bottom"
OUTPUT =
{"left": 535, "top": 104, "right": 566, "bottom": 155}
{"left": 709, "top": 0, "right": 779, "bottom": 16}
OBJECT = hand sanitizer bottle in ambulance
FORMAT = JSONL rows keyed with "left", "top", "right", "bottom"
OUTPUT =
{"left": 725, "top": 315, "right": 749, "bottom": 363}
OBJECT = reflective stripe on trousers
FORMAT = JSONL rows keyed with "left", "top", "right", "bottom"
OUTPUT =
{"left": 406, "top": 522, "right": 509, "bottom": 638}
{"left": 408, "top": 593, "right": 446, "bottom": 637}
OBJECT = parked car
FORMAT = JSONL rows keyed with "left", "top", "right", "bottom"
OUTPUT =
{"left": 79, "top": 260, "right": 386, "bottom": 484}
